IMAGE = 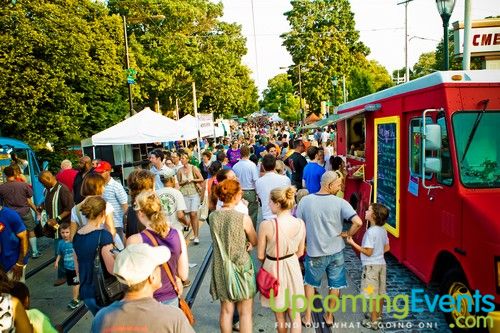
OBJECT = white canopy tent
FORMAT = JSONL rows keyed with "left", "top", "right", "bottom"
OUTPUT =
{"left": 177, "top": 115, "right": 199, "bottom": 141}
{"left": 90, "top": 107, "right": 180, "bottom": 145}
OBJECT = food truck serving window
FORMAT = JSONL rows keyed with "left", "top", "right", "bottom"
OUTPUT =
{"left": 347, "top": 115, "right": 365, "bottom": 158}
{"left": 452, "top": 111, "right": 500, "bottom": 189}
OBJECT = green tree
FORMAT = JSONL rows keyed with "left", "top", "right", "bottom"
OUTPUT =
{"left": 368, "top": 60, "right": 393, "bottom": 92}
{"left": 282, "top": 0, "right": 369, "bottom": 114}
{"left": 412, "top": 52, "right": 437, "bottom": 78}
{"left": 0, "top": 0, "right": 127, "bottom": 149}
{"left": 347, "top": 59, "right": 392, "bottom": 101}
{"left": 261, "top": 73, "right": 301, "bottom": 122}
{"left": 108, "top": 0, "right": 258, "bottom": 119}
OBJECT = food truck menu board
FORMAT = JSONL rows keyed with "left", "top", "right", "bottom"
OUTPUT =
{"left": 374, "top": 116, "right": 400, "bottom": 237}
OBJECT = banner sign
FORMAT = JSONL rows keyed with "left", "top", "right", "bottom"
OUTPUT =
{"left": 198, "top": 113, "right": 215, "bottom": 138}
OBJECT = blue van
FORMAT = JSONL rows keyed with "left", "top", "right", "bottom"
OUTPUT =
{"left": 0, "top": 137, "right": 45, "bottom": 205}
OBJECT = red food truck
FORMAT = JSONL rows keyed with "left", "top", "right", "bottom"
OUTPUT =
{"left": 333, "top": 70, "right": 499, "bottom": 329}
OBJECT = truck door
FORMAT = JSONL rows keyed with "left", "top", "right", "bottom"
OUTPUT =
{"left": 403, "top": 111, "right": 459, "bottom": 280}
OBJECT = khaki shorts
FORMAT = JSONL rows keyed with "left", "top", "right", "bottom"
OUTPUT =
{"left": 21, "top": 212, "right": 36, "bottom": 232}
{"left": 361, "top": 264, "right": 386, "bottom": 298}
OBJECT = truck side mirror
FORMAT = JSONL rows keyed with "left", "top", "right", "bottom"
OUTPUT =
{"left": 425, "top": 124, "right": 442, "bottom": 150}
{"left": 425, "top": 157, "right": 442, "bottom": 173}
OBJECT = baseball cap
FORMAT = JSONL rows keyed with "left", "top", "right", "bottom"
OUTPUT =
{"left": 158, "top": 168, "right": 176, "bottom": 179}
{"left": 113, "top": 243, "right": 171, "bottom": 286}
{"left": 94, "top": 161, "right": 112, "bottom": 173}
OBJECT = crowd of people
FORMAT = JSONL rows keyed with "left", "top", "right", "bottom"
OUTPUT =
{"left": 0, "top": 121, "right": 391, "bottom": 332}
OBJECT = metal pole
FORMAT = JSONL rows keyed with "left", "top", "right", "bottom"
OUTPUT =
{"left": 175, "top": 97, "right": 180, "bottom": 120}
{"left": 462, "top": 0, "right": 471, "bottom": 70}
{"left": 123, "top": 16, "right": 134, "bottom": 116}
{"left": 298, "top": 64, "right": 304, "bottom": 127}
{"left": 443, "top": 15, "right": 450, "bottom": 70}
{"left": 192, "top": 81, "right": 201, "bottom": 162}
{"left": 405, "top": 1, "right": 409, "bottom": 82}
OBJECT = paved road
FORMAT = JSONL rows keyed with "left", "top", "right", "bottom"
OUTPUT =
{"left": 26, "top": 222, "right": 451, "bottom": 332}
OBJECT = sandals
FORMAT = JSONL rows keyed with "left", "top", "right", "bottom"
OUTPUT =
{"left": 323, "top": 313, "right": 335, "bottom": 327}
{"left": 301, "top": 317, "right": 313, "bottom": 328}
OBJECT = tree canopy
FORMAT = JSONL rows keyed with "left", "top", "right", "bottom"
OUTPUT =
{"left": 0, "top": 0, "right": 258, "bottom": 148}
{"left": 260, "top": 73, "right": 301, "bottom": 122}
{"left": 281, "top": 0, "right": 369, "bottom": 114}
{"left": 0, "top": 0, "right": 127, "bottom": 149}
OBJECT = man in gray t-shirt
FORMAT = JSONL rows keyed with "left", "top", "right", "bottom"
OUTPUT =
{"left": 92, "top": 243, "right": 194, "bottom": 333}
{"left": 296, "top": 171, "right": 363, "bottom": 327}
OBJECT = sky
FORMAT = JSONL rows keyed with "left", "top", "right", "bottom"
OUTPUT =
{"left": 220, "top": 0, "right": 498, "bottom": 94}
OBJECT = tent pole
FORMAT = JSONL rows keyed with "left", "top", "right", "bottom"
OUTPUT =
{"left": 121, "top": 145, "right": 125, "bottom": 187}
{"left": 92, "top": 146, "right": 95, "bottom": 160}
{"left": 192, "top": 82, "right": 201, "bottom": 162}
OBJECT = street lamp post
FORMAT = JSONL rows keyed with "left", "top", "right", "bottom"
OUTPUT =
{"left": 123, "top": 16, "right": 134, "bottom": 116}
{"left": 332, "top": 76, "right": 338, "bottom": 108}
{"left": 297, "top": 64, "right": 304, "bottom": 127}
{"left": 435, "top": 0, "right": 456, "bottom": 70}
{"left": 123, "top": 15, "right": 165, "bottom": 117}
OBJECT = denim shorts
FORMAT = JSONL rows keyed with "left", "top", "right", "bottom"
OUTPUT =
{"left": 304, "top": 251, "right": 347, "bottom": 289}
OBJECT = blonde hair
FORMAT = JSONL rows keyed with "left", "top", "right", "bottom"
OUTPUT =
{"left": 135, "top": 191, "right": 168, "bottom": 237}
{"left": 296, "top": 189, "right": 309, "bottom": 204}
{"left": 80, "top": 196, "right": 106, "bottom": 220}
{"left": 270, "top": 186, "right": 296, "bottom": 210}
{"left": 275, "top": 160, "right": 286, "bottom": 175}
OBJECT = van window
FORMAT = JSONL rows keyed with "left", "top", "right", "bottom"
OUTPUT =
{"left": 436, "top": 113, "right": 453, "bottom": 186}
{"left": 409, "top": 117, "right": 432, "bottom": 178}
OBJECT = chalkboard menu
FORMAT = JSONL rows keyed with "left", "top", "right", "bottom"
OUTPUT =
{"left": 374, "top": 117, "right": 400, "bottom": 237}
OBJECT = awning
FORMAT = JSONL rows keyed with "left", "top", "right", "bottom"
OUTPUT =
{"left": 303, "top": 117, "right": 332, "bottom": 129}
{"left": 303, "top": 109, "right": 365, "bottom": 129}
{"left": 329, "top": 109, "right": 365, "bottom": 124}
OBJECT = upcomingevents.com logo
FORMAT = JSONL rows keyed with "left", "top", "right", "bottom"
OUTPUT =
{"left": 269, "top": 287, "right": 496, "bottom": 330}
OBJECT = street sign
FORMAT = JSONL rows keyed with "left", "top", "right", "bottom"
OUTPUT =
{"left": 126, "top": 68, "right": 137, "bottom": 84}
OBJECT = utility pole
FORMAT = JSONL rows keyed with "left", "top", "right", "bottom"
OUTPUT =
{"left": 397, "top": 0, "right": 413, "bottom": 82}
{"left": 462, "top": 0, "right": 471, "bottom": 70}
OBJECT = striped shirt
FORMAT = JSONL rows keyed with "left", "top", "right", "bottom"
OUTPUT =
{"left": 102, "top": 178, "right": 128, "bottom": 228}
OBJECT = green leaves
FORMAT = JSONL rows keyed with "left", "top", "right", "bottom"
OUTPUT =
{"left": 0, "top": 0, "right": 127, "bottom": 149}
{"left": 261, "top": 74, "right": 301, "bottom": 122}
{"left": 0, "top": 0, "right": 258, "bottom": 149}
{"left": 282, "top": 0, "right": 369, "bottom": 114}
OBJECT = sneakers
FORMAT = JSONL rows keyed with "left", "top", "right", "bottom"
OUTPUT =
{"left": 193, "top": 238, "right": 200, "bottom": 245}
{"left": 67, "top": 299, "right": 82, "bottom": 310}
{"left": 362, "top": 318, "right": 381, "bottom": 330}
{"left": 232, "top": 321, "right": 240, "bottom": 332}
{"left": 53, "top": 278, "right": 66, "bottom": 287}
{"left": 31, "top": 252, "right": 41, "bottom": 259}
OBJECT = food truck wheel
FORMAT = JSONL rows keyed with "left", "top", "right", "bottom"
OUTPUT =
{"left": 441, "top": 270, "right": 487, "bottom": 332}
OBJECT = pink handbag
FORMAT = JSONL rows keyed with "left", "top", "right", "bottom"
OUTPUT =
{"left": 257, "top": 219, "right": 280, "bottom": 298}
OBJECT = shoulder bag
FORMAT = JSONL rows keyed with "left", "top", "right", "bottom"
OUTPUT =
{"left": 256, "top": 218, "right": 280, "bottom": 298}
{"left": 143, "top": 230, "right": 195, "bottom": 325}
{"left": 213, "top": 228, "right": 256, "bottom": 301}
{"left": 93, "top": 230, "right": 125, "bottom": 306}
{"left": 42, "top": 185, "right": 62, "bottom": 238}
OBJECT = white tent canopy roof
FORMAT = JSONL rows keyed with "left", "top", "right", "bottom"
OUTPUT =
{"left": 90, "top": 107, "right": 180, "bottom": 145}
{"left": 177, "top": 115, "right": 199, "bottom": 141}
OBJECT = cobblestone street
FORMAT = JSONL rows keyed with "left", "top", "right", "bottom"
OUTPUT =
{"left": 345, "top": 247, "right": 451, "bottom": 333}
